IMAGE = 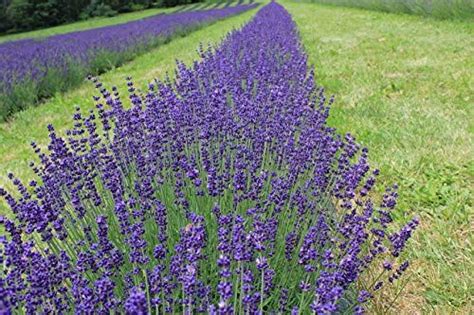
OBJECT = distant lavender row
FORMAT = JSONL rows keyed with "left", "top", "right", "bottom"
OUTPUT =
{"left": 0, "top": 2, "right": 417, "bottom": 314}
{"left": 0, "top": 4, "right": 256, "bottom": 120}
{"left": 0, "top": 5, "right": 254, "bottom": 88}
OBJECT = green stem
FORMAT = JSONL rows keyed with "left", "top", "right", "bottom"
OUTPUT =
{"left": 342, "top": 270, "right": 387, "bottom": 315}
{"left": 238, "top": 265, "right": 244, "bottom": 315}
{"left": 182, "top": 286, "right": 186, "bottom": 315}
{"left": 384, "top": 274, "right": 413, "bottom": 313}
{"left": 233, "top": 261, "right": 241, "bottom": 314}
{"left": 260, "top": 268, "right": 265, "bottom": 313}
{"left": 143, "top": 269, "right": 152, "bottom": 315}
{"left": 298, "top": 274, "right": 310, "bottom": 314}
{"left": 298, "top": 291, "right": 305, "bottom": 314}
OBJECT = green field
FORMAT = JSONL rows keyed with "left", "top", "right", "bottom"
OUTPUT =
{"left": 0, "top": 1, "right": 259, "bottom": 120}
{"left": 0, "top": 1, "right": 241, "bottom": 43}
{"left": 0, "top": 1, "right": 472, "bottom": 313}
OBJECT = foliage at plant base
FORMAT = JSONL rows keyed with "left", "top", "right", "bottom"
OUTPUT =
{"left": 0, "top": 2, "right": 417, "bottom": 313}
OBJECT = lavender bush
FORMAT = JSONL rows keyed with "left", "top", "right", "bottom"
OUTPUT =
{"left": 0, "top": 4, "right": 256, "bottom": 121}
{"left": 0, "top": 2, "right": 418, "bottom": 313}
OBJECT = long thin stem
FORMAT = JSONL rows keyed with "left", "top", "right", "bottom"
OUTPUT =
{"left": 298, "top": 274, "right": 311, "bottom": 314}
{"left": 143, "top": 268, "right": 152, "bottom": 315}
{"left": 384, "top": 274, "right": 413, "bottom": 313}
{"left": 233, "top": 261, "right": 241, "bottom": 314}
{"left": 260, "top": 268, "right": 265, "bottom": 313}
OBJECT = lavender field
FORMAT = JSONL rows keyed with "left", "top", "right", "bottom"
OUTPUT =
{"left": 0, "top": 0, "right": 471, "bottom": 314}
{"left": 0, "top": 4, "right": 256, "bottom": 121}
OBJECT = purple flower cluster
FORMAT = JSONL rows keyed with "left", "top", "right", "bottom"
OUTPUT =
{"left": 0, "top": 2, "right": 417, "bottom": 313}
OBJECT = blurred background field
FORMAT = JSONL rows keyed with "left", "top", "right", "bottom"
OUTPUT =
{"left": 0, "top": 7, "right": 170, "bottom": 44}
{"left": 0, "top": 1, "right": 257, "bottom": 121}
{"left": 0, "top": 0, "right": 255, "bottom": 43}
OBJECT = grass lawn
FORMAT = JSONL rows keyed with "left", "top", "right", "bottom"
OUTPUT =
{"left": 281, "top": 0, "right": 473, "bottom": 313}
{"left": 0, "top": 0, "right": 250, "bottom": 44}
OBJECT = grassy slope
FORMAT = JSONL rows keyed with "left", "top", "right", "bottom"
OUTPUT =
{"left": 282, "top": 0, "right": 473, "bottom": 313}
{"left": 0, "top": 6, "right": 259, "bottom": 203}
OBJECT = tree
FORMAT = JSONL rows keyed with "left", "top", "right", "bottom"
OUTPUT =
{"left": 2, "top": 0, "right": 200, "bottom": 34}
{"left": 58, "top": 0, "right": 90, "bottom": 22}
{"left": 6, "top": 0, "right": 35, "bottom": 30}
{"left": 0, "top": 0, "right": 13, "bottom": 33}
{"left": 6, "top": 0, "right": 90, "bottom": 32}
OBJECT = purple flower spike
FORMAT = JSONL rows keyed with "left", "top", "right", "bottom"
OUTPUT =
{"left": 124, "top": 287, "right": 147, "bottom": 315}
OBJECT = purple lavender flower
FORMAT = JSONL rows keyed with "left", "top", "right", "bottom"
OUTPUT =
{"left": 124, "top": 287, "right": 147, "bottom": 314}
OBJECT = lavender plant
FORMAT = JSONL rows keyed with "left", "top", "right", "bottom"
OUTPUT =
{"left": 0, "top": 2, "right": 418, "bottom": 313}
{"left": 0, "top": 4, "right": 257, "bottom": 121}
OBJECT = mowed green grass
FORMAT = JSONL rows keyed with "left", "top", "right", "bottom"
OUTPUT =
{"left": 0, "top": 6, "right": 260, "bottom": 202}
{"left": 281, "top": 0, "right": 473, "bottom": 313}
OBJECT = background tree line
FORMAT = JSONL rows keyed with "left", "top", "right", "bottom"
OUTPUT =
{"left": 0, "top": 0, "right": 202, "bottom": 34}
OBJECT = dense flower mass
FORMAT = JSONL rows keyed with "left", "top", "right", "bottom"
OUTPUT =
{"left": 0, "top": 2, "right": 417, "bottom": 313}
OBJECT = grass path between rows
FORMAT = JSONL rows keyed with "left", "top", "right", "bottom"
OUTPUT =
{"left": 281, "top": 0, "right": 473, "bottom": 313}
{"left": 0, "top": 6, "right": 259, "bottom": 203}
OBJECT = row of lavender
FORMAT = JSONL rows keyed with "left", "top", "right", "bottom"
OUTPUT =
{"left": 0, "top": 2, "right": 417, "bottom": 314}
{"left": 0, "top": 4, "right": 256, "bottom": 121}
